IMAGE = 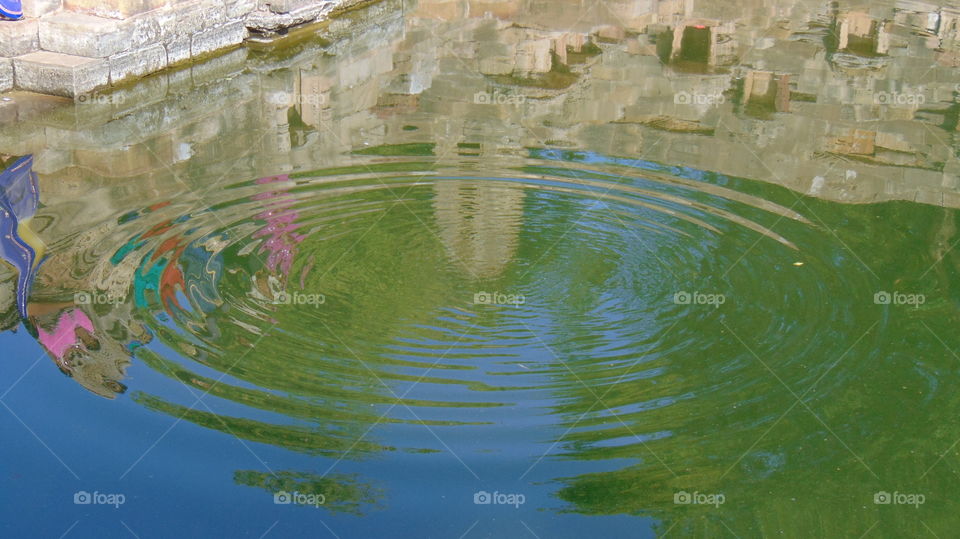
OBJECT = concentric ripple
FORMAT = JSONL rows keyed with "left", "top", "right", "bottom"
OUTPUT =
{"left": 44, "top": 145, "right": 888, "bottom": 465}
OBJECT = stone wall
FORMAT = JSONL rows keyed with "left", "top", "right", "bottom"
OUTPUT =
{"left": 0, "top": 0, "right": 367, "bottom": 97}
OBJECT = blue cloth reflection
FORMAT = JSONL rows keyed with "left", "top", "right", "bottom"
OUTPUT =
{"left": 0, "top": 156, "right": 44, "bottom": 318}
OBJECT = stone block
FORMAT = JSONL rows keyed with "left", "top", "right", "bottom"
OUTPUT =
{"left": 40, "top": 12, "right": 163, "bottom": 58}
{"left": 39, "top": 13, "right": 127, "bottom": 58}
{"left": 226, "top": 0, "right": 258, "bottom": 18}
{"left": 0, "top": 19, "right": 39, "bottom": 58}
{"left": 165, "top": 37, "right": 192, "bottom": 65}
{"left": 0, "top": 58, "right": 12, "bottom": 92}
{"left": 259, "top": 0, "right": 319, "bottom": 14}
{"left": 110, "top": 43, "right": 167, "bottom": 83}
{"left": 125, "top": 15, "right": 164, "bottom": 54}
{"left": 161, "top": 0, "right": 228, "bottom": 40}
{"left": 191, "top": 21, "right": 246, "bottom": 58}
{"left": 63, "top": 0, "right": 169, "bottom": 19}
{"left": 13, "top": 51, "right": 110, "bottom": 97}
{"left": 21, "top": 0, "right": 62, "bottom": 18}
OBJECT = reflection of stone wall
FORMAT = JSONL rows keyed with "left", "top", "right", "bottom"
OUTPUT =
{"left": 433, "top": 180, "right": 525, "bottom": 279}
{"left": 1, "top": 0, "right": 958, "bottom": 215}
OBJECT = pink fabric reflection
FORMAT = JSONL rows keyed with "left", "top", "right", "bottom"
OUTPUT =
{"left": 252, "top": 175, "right": 306, "bottom": 276}
{"left": 37, "top": 308, "right": 94, "bottom": 360}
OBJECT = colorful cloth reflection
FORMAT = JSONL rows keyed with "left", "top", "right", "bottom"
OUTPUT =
{"left": 0, "top": 155, "right": 45, "bottom": 319}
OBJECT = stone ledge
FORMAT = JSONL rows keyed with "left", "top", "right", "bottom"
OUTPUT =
{"left": 4, "top": 0, "right": 371, "bottom": 98}
{"left": 0, "top": 19, "right": 40, "bottom": 58}
{"left": 161, "top": 0, "right": 229, "bottom": 40}
{"left": 165, "top": 37, "right": 192, "bottom": 66}
{"left": 63, "top": 0, "right": 172, "bottom": 19}
{"left": 110, "top": 43, "right": 168, "bottom": 83}
{"left": 191, "top": 20, "right": 248, "bottom": 57}
{"left": 246, "top": 1, "right": 333, "bottom": 32}
{"left": 13, "top": 51, "right": 110, "bottom": 97}
{"left": 39, "top": 13, "right": 129, "bottom": 57}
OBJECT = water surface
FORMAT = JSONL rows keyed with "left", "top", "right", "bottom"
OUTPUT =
{"left": 2, "top": 0, "right": 960, "bottom": 537}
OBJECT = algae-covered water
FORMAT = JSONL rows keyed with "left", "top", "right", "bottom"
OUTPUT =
{"left": 1, "top": 0, "right": 960, "bottom": 537}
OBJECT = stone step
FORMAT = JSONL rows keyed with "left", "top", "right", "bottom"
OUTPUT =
{"left": 38, "top": 13, "right": 132, "bottom": 58}
{"left": 0, "top": 18, "right": 40, "bottom": 57}
{"left": 63, "top": 0, "right": 174, "bottom": 19}
{"left": 13, "top": 51, "right": 110, "bottom": 97}
{"left": 21, "top": 0, "right": 62, "bottom": 18}
{"left": 38, "top": 2, "right": 246, "bottom": 59}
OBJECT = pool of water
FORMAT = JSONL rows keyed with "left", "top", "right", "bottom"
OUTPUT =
{"left": 2, "top": 0, "right": 960, "bottom": 537}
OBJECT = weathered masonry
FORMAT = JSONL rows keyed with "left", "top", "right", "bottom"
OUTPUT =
{"left": 0, "top": 0, "right": 368, "bottom": 97}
